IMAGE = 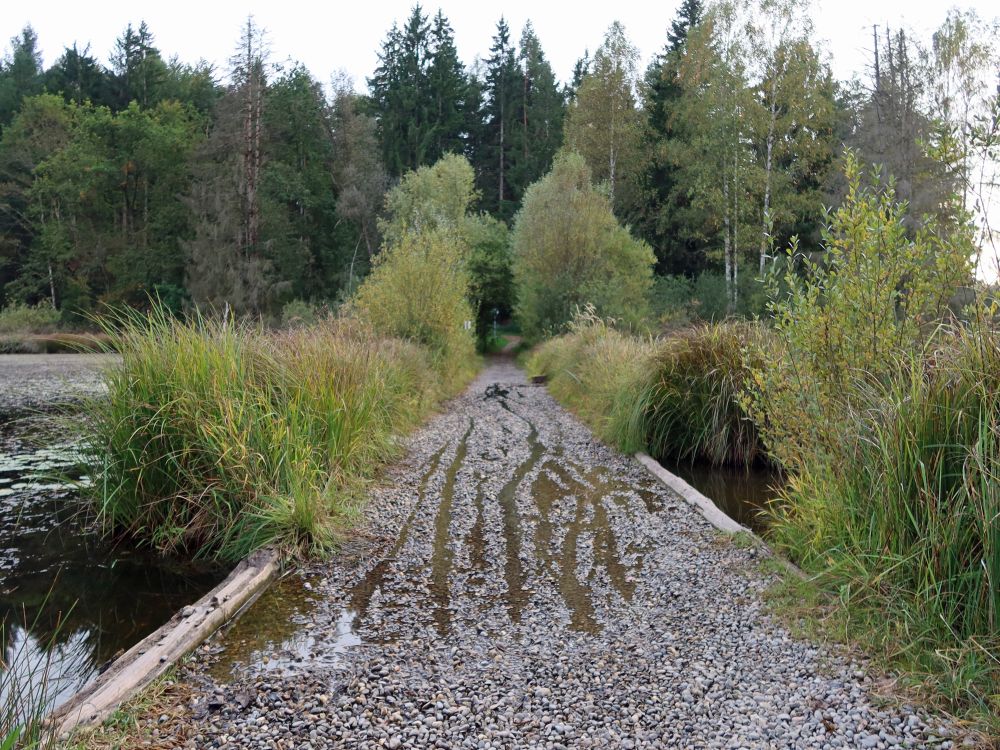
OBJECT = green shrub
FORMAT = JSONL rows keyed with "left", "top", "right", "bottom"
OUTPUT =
{"left": 745, "top": 151, "right": 973, "bottom": 471}
{"left": 281, "top": 299, "right": 322, "bottom": 328}
{"left": 83, "top": 308, "right": 455, "bottom": 561}
{"left": 349, "top": 228, "right": 477, "bottom": 390}
{"left": 649, "top": 275, "right": 695, "bottom": 329}
{"left": 0, "top": 301, "right": 61, "bottom": 335}
{"left": 379, "top": 153, "right": 479, "bottom": 248}
{"left": 746, "top": 152, "right": 994, "bottom": 722}
{"left": 467, "top": 216, "right": 513, "bottom": 346}
{"left": 512, "top": 151, "right": 655, "bottom": 341}
{"left": 689, "top": 271, "right": 768, "bottom": 322}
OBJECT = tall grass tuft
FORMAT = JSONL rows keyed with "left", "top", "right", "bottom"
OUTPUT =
{"left": 526, "top": 310, "right": 655, "bottom": 452}
{"left": 769, "top": 326, "right": 1000, "bottom": 718}
{"left": 641, "top": 321, "right": 769, "bottom": 467}
{"left": 82, "top": 307, "right": 457, "bottom": 561}
{"left": 527, "top": 312, "right": 769, "bottom": 467}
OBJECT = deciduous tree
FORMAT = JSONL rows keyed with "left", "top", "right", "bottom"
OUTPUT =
{"left": 511, "top": 151, "right": 654, "bottom": 339}
{"left": 563, "top": 22, "right": 645, "bottom": 214}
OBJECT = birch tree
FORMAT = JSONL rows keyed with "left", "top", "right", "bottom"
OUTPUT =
{"left": 927, "top": 10, "right": 999, "bottom": 259}
{"left": 669, "top": 2, "right": 757, "bottom": 311}
{"left": 752, "top": 2, "right": 838, "bottom": 270}
{"left": 563, "top": 22, "right": 645, "bottom": 213}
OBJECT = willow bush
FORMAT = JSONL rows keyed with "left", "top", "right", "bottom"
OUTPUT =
{"left": 746, "top": 152, "right": 996, "bottom": 719}
{"left": 744, "top": 151, "right": 973, "bottom": 470}
{"left": 349, "top": 227, "right": 478, "bottom": 390}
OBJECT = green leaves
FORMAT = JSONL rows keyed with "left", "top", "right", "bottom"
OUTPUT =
{"left": 511, "top": 151, "right": 654, "bottom": 340}
{"left": 379, "top": 154, "right": 479, "bottom": 247}
{"left": 368, "top": 8, "right": 474, "bottom": 177}
{"left": 564, "top": 22, "right": 645, "bottom": 213}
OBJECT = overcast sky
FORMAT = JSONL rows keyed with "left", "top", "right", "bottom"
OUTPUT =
{"left": 5, "top": 0, "right": 998, "bottom": 92}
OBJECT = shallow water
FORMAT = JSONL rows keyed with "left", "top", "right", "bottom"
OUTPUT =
{"left": 206, "top": 574, "right": 358, "bottom": 681}
{"left": 0, "top": 360, "right": 224, "bottom": 714}
{"left": 660, "top": 459, "right": 781, "bottom": 532}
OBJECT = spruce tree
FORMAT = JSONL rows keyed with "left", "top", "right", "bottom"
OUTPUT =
{"left": 509, "top": 22, "right": 564, "bottom": 204}
{"left": 0, "top": 27, "right": 44, "bottom": 129}
{"left": 478, "top": 17, "right": 520, "bottom": 221}
{"left": 426, "top": 11, "right": 469, "bottom": 162}
{"left": 110, "top": 22, "right": 167, "bottom": 109}
{"left": 369, "top": 7, "right": 432, "bottom": 175}
{"left": 43, "top": 44, "right": 115, "bottom": 108}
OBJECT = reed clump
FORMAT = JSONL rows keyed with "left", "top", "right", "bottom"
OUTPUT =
{"left": 526, "top": 312, "right": 769, "bottom": 467}
{"left": 84, "top": 309, "right": 462, "bottom": 561}
{"left": 640, "top": 321, "right": 769, "bottom": 467}
{"left": 768, "top": 326, "right": 1000, "bottom": 718}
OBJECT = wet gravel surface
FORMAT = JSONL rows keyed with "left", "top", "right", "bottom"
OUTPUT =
{"left": 129, "top": 360, "right": 962, "bottom": 749}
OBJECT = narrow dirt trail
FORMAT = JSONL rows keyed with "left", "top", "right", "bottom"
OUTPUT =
{"left": 148, "top": 359, "right": 959, "bottom": 749}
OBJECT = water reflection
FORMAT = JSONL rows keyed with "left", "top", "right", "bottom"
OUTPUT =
{"left": 209, "top": 576, "right": 360, "bottom": 679}
{"left": 0, "top": 413, "right": 225, "bottom": 714}
{"left": 2, "top": 622, "right": 97, "bottom": 714}
{"left": 659, "top": 459, "right": 782, "bottom": 532}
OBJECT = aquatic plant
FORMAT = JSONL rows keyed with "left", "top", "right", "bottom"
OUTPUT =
{"left": 640, "top": 321, "right": 769, "bottom": 467}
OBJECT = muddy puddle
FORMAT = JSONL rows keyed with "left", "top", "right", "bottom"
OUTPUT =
{"left": 207, "top": 574, "right": 358, "bottom": 680}
{"left": 0, "top": 359, "right": 224, "bottom": 715}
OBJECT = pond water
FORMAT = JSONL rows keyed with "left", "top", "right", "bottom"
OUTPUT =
{"left": 659, "top": 459, "right": 782, "bottom": 532}
{"left": 0, "top": 355, "right": 226, "bottom": 715}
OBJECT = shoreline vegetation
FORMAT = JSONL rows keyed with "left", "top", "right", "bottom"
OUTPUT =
{"left": 0, "top": 302, "right": 114, "bottom": 354}
{"left": 525, "top": 160, "right": 999, "bottom": 733}
{"left": 82, "top": 308, "right": 475, "bottom": 562}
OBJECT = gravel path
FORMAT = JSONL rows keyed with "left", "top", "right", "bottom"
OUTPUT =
{"left": 134, "top": 359, "right": 962, "bottom": 749}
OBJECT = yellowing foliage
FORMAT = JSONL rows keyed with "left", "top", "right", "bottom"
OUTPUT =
{"left": 745, "top": 150, "right": 974, "bottom": 470}
{"left": 350, "top": 227, "right": 477, "bottom": 390}
{"left": 511, "top": 151, "right": 655, "bottom": 340}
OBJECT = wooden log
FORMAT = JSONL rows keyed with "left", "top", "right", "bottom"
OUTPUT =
{"left": 634, "top": 452, "right": 746, "bottom": 533}
{"left": 50, "top": 546, "right": 282, "bottom": 736}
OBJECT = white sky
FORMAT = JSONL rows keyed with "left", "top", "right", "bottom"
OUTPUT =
{"left": 3, "top": 0, "right": 999, "bottom": 278}
{"left": 5, "top": 0, "right": 997, "bottom": 91}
